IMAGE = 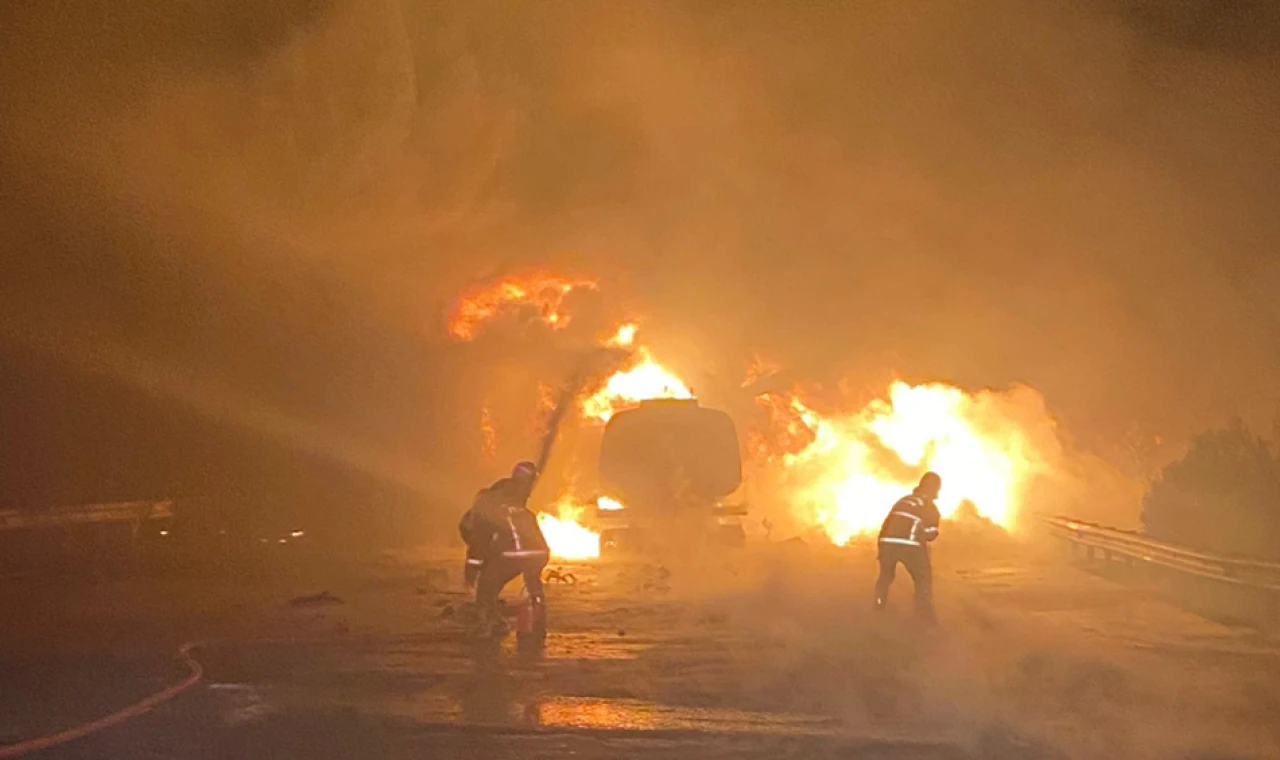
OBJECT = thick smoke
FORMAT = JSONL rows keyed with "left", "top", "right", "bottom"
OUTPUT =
{"left": 2, "top": 1, "right": 1278, "bottom": 534}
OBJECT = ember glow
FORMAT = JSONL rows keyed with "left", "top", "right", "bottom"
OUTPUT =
{"left": 537, "top": 499, "right": 600, "bottom": 560}
{"left": 757, "top": 381, "right": 1054, "bottom": 544}
{"left": 581, "top": 347, "right": 694, "bottom": 424}
{"left": 447, "top": 273, "right": 597, "bottom": 340}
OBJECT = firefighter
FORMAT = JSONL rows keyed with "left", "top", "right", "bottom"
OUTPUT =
{"left": 874, "top": 472, "right": 942, "bottom": 621}
{"left": 462, "top": 488, "right": 487, "bottom": 588}
{"left": 459, "top": 461, "right": 550, "bottom": 636}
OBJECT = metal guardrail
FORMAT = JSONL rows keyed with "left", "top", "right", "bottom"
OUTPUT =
{"left": 0, "top": 500, "right": 174, "bottom": 532}
{"left": 1044, "top": 515, "right": 1280, "bottom": 592}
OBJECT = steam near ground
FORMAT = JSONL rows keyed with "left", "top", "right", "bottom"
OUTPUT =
{"left": 651, "top": 540, "right": 1278, "bottom": 759}
{"left": 4, "top": 538, "right": 1278, "bottom": 759}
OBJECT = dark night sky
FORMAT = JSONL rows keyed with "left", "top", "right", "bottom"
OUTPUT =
{"left": 1, "top": 1, "right": 1278, "bottom": 540}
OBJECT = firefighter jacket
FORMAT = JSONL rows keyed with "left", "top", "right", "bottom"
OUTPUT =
{"left": 459, "top": 478, "right": 549, "bottom": 562}
{"left": 877, "top": 492, "right": 941, "bottom": 548}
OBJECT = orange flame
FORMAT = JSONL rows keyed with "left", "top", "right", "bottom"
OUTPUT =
{"left": 449, "top": 272, "right": 1055, "bottom": 552}
{"left": 597, "top": 495, "right": 625, "bottom": 511}
{"left": 757, "top": 381, "right": 1054, "bottom": 544}
{"left": 448, "top": 273, "right": 597, "bottom": 340}
{"left": 742, "top": 354, "right": 783, "bottom": 388}
{"left": 581, "top": 347, "right": 694, "bottom": 424}
{"left": 449, "top": 273, "right": 702, "bottom": 553}
{"left": 604, "top": 322, "right": 638, "bottom": 348}
{"left": 537, "top": 498, "right": 600, "bottom": 559}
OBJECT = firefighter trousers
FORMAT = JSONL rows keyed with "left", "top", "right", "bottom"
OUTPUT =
{"left": 874, "top": 542, "right": 934, "bottom": 620}
{"left": 476, "top": 554, "right": 548, "bottom": 608}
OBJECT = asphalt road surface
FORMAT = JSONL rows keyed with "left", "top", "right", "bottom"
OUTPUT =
{"left": 1, "top": 538, "right": 1278, "bottom": 759}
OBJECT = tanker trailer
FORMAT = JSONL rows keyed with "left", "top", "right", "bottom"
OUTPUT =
{"left": 593, "top": 398, "right": 746, "bottom": 555}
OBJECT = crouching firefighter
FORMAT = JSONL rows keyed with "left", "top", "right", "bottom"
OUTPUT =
{"left": 874, "top": 472, "right": 942, "bottom": 621}
{"left": 459, "top": 461, "right": 550, "bottom": 638}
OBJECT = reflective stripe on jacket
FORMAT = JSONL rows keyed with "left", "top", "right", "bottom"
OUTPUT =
{"left": 877, "top": 494, "right": 940, "bottom": 547}
{"left": 459, "top": 479, "right": 549, "bottom": 560}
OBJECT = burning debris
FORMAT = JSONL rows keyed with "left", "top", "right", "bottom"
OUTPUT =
{"left": 447, "top": 273, "right": 598, "bottom": 340}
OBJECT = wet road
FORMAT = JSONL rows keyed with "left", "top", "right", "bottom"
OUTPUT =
{"left": 2, "top": 544, "right": 1279, "bottom": 758}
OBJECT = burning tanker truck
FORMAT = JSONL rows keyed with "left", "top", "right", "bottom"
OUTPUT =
{"left": 591, "top": 398, "right": 747, "bottom": 555}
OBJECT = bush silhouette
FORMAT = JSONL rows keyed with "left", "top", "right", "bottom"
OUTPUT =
{"left": 1142, "top": 420, "right": 1280, "bottom": 560}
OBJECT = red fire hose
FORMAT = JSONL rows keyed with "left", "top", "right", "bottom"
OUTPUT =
{"left": 0, "top": 642, "right": 204, "bottom": 758}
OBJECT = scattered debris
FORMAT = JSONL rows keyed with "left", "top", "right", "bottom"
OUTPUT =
{"left": 545, "top": 568, "right": 578, "bottom": 584}
{"left": 288, "top": 591, "right": 343, "bottom": 607}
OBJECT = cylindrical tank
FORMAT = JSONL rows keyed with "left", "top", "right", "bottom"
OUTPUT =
{"left": 598, "top": 399, "right": 742, "bottom": 514}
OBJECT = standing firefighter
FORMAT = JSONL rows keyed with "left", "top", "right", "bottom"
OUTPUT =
{"left": 459, "top": 461, "right": 550, "bottom": 637}
{"left": 874, "top": 472, "right": 942, "bottom": 621}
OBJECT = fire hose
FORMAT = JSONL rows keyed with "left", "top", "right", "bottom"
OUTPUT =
{"left": 0, "top": 642, "right": 204, "bottom": 758}
{"left": 0, "top": 358, "right": 598, "bottom": 757}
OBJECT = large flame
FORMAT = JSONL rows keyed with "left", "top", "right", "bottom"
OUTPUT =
{"left": 447, "top": 273, "right": 597, "bottom": 340}
{"left": 537, "top": 499, "right": 601, "bottom": 559}
{"left": 757, "top": 381, "right": 1052, "bottom": 544}
{"left": 448, "top": 272, "right": 1054, "bottom": 553}
{"left": 540, "top": 326, "right": 694, "bottom": 554}
{"left": 448, "top": 274, "right": 696, "bottom": 556}
{"left": 581, "top": 347, "right": 694, "bottom": 424}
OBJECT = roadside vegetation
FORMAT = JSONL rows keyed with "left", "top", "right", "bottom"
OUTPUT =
{"left": 1143, "top": 420, "right": 1280, "bottom": 560}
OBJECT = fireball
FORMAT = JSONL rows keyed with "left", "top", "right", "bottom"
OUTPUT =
{"left": 756, "top": 381, "right": 1053, "bottom": 544}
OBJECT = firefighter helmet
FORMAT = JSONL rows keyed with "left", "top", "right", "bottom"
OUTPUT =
{"left": 917, "top": 471, "right": 942, "bottom": 500}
